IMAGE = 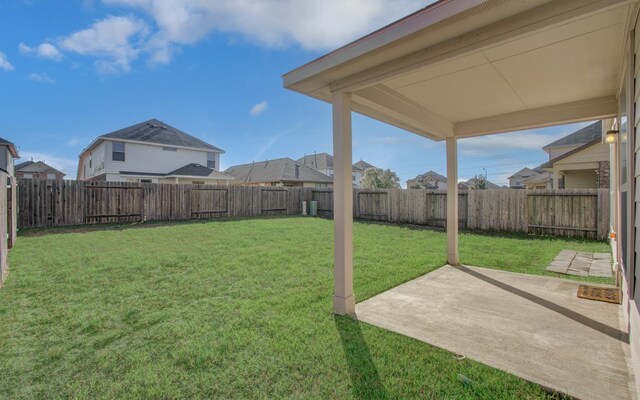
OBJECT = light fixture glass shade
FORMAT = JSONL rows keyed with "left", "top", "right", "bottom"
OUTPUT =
{"left": 605, "top": 130, "right": 618, "bottom": 144}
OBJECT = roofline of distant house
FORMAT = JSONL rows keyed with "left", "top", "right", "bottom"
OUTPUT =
{"left": 119, "top": 171, "right": 234, "bottom": 180}
{"left": 540, "top": 138, "right": 602, "bottom": 169}
{"left": 16, "top": 161, "right": 65, "bottom": 176}
{"left": 225, "top": 157, "right": 298, "bottom": 169}
{"left": 79, "top": 137, "right": 225, "bottom": 158}
{"left": 236, "top": 178, "right": 333, "bottom": 184}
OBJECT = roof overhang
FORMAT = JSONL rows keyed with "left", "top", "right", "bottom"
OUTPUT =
{"left": 165, "top": 174, "right": 234, "bottom": 180}
{"left": 284, "top": 0, "right": 638, "bottom": 140}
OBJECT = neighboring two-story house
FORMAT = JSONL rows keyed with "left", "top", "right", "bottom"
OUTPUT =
{"left": 0, "top": 138, "right": 19, "bottom": 177}
{"left": 406, "top": 170, "right": 448, "bottom": 189}
{"left": 541, "top": 121, "right": 609, "bottom": 189}
{"left": 297, "top": 153, "right": 377, "bottom": 188}
{"left": 77, "top": 119, "right": 233, "bottom": 185}
{"left": 15, "top": 161, "right": 65, "bottom": 180}
{"left": 508, "top": 167, "right": 544, "bottom": 188}
{"left": 225, "top": 157, "right": 333, "bottom": 187}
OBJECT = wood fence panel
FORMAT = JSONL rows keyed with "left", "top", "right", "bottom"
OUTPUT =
{"left": 312, "top": 189, "right": 333, "bottom": 214}
{"left": 84, "top": 182, "right": 143, "bottom": 224}
{"left": 357, "top": 190, "right": 390, "bottom": 221}
{"left": 261, "top": 188, "right": 288, "bottom": 216}
{"left": 0, "top": 171, "right": 8, "bottom": 286}
{"left": 15, "top": 179, "right": 611, "bottom": 240}
{"left": 7, "top": 177, "right": 17, "bottom": 248}
{"left": 468, "top": 190, "right": 527, "bottom": 233}
{"left": 191, "top": 186, "right": 228, "bottom": 219}
{"left": 527, "top": 189, "right": 600, "bottom": 239}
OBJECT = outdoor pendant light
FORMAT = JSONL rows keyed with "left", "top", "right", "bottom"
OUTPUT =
{"left": 605, "top": 130, "right": 619, "bottom": 144}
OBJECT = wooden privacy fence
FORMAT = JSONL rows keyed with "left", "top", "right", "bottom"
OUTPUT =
{"left": 355, "top": 188, "right": 609, "bottom": 239}
{"left": 18, "top": 180, "right": 325, "bottom": 228}
{"left": 18, "top": 179, "right": 610, "bottom": 239}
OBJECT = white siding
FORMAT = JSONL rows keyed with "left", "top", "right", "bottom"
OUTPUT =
{"left": 554, "top": 142, "right": 609, "bottom": 167}
{"left": 0, "top": 146, "right": 11, "bottom": 175}
{"left": 81, "top": 141, "right": 107, "bottom": 180}
{"left": 103, "top": 141, "right": 215, "bottom": 176}
{"left": 548, "top": 144, "right": 580, "bottom": 160}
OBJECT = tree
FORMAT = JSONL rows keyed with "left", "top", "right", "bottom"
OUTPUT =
{"left": 360, "top": 168, "right": 401, "bottom": 189}
{"left": 469, "top": 169, "right": 488, "bottom": 190}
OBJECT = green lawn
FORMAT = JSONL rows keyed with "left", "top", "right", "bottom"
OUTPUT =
{"left": 1, "top": 218, "right": 610, "bottom": 399}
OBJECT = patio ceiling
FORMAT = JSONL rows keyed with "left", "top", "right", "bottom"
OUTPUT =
{"left": 283, "top": 0, "right": 634, "bottom": 140}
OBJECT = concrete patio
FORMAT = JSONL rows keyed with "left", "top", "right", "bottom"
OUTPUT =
{"left": 356, "top": 266, "right": 636, "bottom": 400}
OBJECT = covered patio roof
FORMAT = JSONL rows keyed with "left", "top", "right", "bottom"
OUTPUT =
{"left": 284, "top": 0, "right": 631, "bottom": 140}
{"left": 284, "top": 0, "right": 637, "bottom": 317}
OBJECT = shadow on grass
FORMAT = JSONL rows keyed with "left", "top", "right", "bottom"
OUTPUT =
{"left": 334, "top": 316, "right": 389, "bottom": 400}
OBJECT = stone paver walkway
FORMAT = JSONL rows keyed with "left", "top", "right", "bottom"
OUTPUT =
{"left": 546, "top": 250, "right": 612, "bottom": 277}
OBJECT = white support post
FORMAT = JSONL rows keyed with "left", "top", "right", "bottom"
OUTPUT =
{"left": 446, "top": 137, "right": 460, "bottom": 266}
{"left": 553, "top": 168, "right": 561, "bottom": 189}
{"left": 332, "top": 91, "right": 355, "bottom": 315}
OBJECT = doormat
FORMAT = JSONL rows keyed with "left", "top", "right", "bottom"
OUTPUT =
{"left": 577, "top": 285, "right": 621, "bottom": 304}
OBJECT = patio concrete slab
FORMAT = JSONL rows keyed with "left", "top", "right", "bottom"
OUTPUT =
{"left": 356, "top": 266, "right": 636, "bottom": 400}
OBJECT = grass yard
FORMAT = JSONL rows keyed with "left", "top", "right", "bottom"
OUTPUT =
{"left": 1, "top": 218, "right": 610, "bottom": 399}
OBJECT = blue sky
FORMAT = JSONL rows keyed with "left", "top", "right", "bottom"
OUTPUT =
{"left": 0, "top": 0, "right": 593, "bottom": 186}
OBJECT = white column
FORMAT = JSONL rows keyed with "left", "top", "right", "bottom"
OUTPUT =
{"left": 332, "top": 91, "right": 355, "bottom": 315}
{"left": 553, "top": 168, "right": 561, "bottom": 189}
{"left": 446, "top": 137, "right": 460, "bottom": 266}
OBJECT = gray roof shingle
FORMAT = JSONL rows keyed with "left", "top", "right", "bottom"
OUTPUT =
{"left": 225, "top": 158, "right": 333, "bottom": 184}
{"left": 353, "top": 160, "right": 376, "bottom": 171}
{"left": 297, "top": 153, "right": 333, "bottom": 169}
{"left": 14, "top": 160, "right": 34, "bottom": 171}
{"left": 543, "top": 121, "right": 602, "bottom": 149}
{"left": 167, "top": 163, "right": 229, "bottom": 178}
{"left": 16, "top": 161, "right": 65, "bottom": 176}
{"left": 0, "top": 137, "right": 19, "bottom": 157}
{"left": 120, "top": 163, "right": 232, "bottom": 180}
{"left": 99, "top": 119, "right": 224, "bottom": 152}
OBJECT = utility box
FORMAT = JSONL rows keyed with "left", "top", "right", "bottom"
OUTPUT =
{"left": 310, "top": 201, "right": 318, "bottom": 216}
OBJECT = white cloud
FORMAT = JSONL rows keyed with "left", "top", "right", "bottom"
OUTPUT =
{"left": 67, "top": 138, "right": 80, "bottom": 146}
{"left": 23, "top": 1, "right": 430, "bottom": 72}
{"left": 459, "top": 129, "right": 570, "bottom": 157}
{"left": 18, "top": 151, "right": 77, "bottom": 178}
{"left": 28, "top": 72, "right": 55, "bottom": 84}
{"left": 19, "top": 42, "right": 64, "bottom": 61}
{"left": 249, "top": 100, "right": 268, "bottom": 116}
{"left": 103, "top": 0, "right": 427, "bottom": 50}
{"left": 59, "top": 15, "right": 149, "bottom": 74}
{"left": 0, "top": 52, "right": 14, "bottom": 71}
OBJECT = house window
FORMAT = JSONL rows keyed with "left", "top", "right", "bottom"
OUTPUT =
{"left": 192, "top": 181, "right": 205, "bottom": 185}
{"left": 207, "top": 153, "right": 215, "bottom": 169}
{"left": 352, "top": 174, "right": 356, "bottom": 181}
{"left": 23, "top": 173, "right": 33, "bottom": 179}
{"left": 162, "top": 147, "right": 177, "bottom": 152}
{"left": 140, "top": 179, "right": 152, "bottom": 183}
{"left": 89, "top": 154, "right": 92, "bottom": 168}
{"left": 112, "top": 142, "right": 125, "bottom": 161}
{"left": 47, "top": 173, "right": 56, "bottom": 180}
